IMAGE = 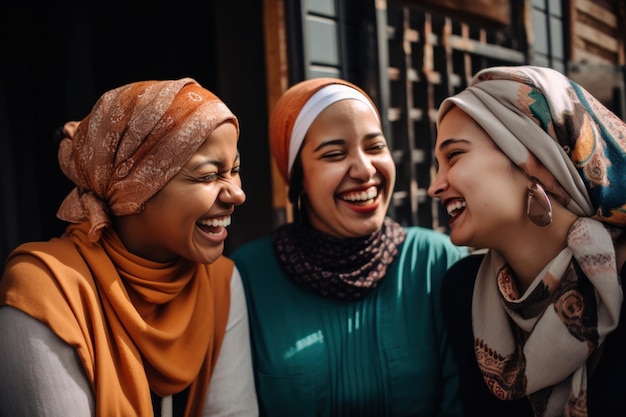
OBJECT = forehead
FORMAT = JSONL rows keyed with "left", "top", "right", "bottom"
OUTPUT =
{"left": 305, "top": 100, "right": 379, "bottom": 141}
{"left": 316, "top": 99, "right": 377, "bottom": 121}
{"left": 437, "top": 107, "right": 491, "bottom": 142}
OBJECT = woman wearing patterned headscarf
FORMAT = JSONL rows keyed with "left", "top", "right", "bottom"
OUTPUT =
{"left": 230, "top": 78, "right": 467, "bottom": 417}
{"left": 0, "top": 78, "right": 258, "bottom": 417}
{"left": 428, "top": 65, "right": 626, "bottom": 417}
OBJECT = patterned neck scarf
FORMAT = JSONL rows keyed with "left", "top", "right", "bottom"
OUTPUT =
{"left": 473, "top": 218, "right": 620, "bottom": 416}
{"left": 271, "top": 217, "right": 406, "bottom": 300}
{"left": 438, "top": 65, "right": 626, "bottom": 417}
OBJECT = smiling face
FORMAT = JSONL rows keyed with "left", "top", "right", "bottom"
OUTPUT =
{"left": 428, "top": 106, "right": 530, "bottom": 250}
{"left": 115, "top": 121, "right": 246, "bottom": 263}
{"left": 299, "top": 99, "right": 395, "bottom": 238}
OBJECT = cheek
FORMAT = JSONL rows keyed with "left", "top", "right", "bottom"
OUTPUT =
{"left": 153, "top": 185, "right": 213, "bottom": 214}
{"left": 377, "top": 158, "right": 396, "bottom": 182}
{"left": 302, "top": 163, "right": 339, "bottom": 196}
{"left": 303, "top": 177, "right": 333, "bottom": 200}
{"left": 474, "top": 177, "right": 526, "bottom": 218}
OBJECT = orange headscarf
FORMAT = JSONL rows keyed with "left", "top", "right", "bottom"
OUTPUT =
{"left": 269, "top": 78, "right": 379, "bottom": 183}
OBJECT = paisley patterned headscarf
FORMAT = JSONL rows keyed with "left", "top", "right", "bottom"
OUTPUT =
{"left": 438, "top": 65, "right": 626, "bottom": 417}
{"left": 57, "top": 78, "right": 239, "bottom": 241}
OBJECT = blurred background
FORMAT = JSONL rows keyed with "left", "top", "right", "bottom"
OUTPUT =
{"left": 1, "top": 0, "right": 624, "bottom": 262}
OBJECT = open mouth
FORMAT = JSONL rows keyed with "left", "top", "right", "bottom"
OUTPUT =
{"left": 196, "top": 216, "right": 231, "bottom": 235}
{"left": 446, "top": 199, "right": 466, "bottom": 218}
{"left": 339, "top": 186, "right": 378, "bottom": 206}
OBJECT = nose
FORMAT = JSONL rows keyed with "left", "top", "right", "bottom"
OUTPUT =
{"left": 427, "top": 173, "right": 447, "bottom": 199}
{"left": 220, "top": 179, "right": 246, "bottom": 206}
{"left": 350, "top": 152, "right": 376, "bottom": 180}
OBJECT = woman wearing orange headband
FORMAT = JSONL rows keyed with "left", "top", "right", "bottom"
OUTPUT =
{"left": 0, "top": 79, "right": 257, "bottom": 416}
{"left": 231, "top": 78, "right": 467, "bottom": 416}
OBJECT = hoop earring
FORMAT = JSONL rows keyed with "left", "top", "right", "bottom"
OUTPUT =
{"left": 296, "top": 193, "right": 304, "bottom": 224}
{"left": 527, "top": 182, "right": 552, "bottom": 227}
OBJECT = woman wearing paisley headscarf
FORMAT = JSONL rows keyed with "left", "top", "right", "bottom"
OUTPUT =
{"left": 429, "top": 65, "right": 626, "bottom": 417}
{"left": 230, "top": 78, "right": 467, "bottom": 417}
{"left": 0, "top": 78, "right": 258, "bottom": 417}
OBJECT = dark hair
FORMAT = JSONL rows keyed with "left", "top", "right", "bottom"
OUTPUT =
{"left": 287, "top": 153, "right": 308, "bottom": 223}
{"left": 287, "top": 153, "right": 303, "bottom": 203}
{"left": 53, "top": 126, "right": 66, "bottom": 145}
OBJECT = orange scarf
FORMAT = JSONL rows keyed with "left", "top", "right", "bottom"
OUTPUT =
{"left": 0, "top": 222, "right": 232, "bottom": 416}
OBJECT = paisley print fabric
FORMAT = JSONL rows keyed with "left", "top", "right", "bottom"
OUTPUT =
{"left": 438, "top": 65, "right": 626, "bottom": 417}
{"left": 57, "top": 78, "right": 238, "bottom": 241}
{"left": 472, "top": 218, "right": 620, "bottom": 417}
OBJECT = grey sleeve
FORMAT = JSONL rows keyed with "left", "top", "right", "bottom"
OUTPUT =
{"left": 0, "top": 306, "right": 95, "bottom": 417}
{"left": 202, "top": 266, "right": 258, "bottom": 417}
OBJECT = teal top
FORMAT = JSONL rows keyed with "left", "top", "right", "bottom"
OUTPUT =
{"left": 231, "top": 226, "right": 467, "bottom": 417}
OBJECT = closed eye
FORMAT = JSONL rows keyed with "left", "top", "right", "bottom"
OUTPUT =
{"left": 202, "top": 166, "right": 242, "bottom": 182}
{"left": 198, "top": 173, "right": 219, "bottom": 182}
{"left": 320, "top": 150, "right": 345, "bottom": 160}
{"left": 367, "top": 142, "right": 387, "bottom": 153}
{"left": 447, "top": 149, "right": 464, "bottom": 160}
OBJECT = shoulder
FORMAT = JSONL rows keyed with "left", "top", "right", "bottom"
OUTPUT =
{"left": 441, "top": 253, "right": 485, "bottom": 306}
{"left": 228, "top": 235, "right": 283, "bottom": 289}
{"left": 446, "top": 252, "right": 484, "bottom": 275}
{"left": 402, "top": 226, "right": 460, "bottom": 248}
{"left": 2, "top": 239, "right": 92, "bottom": 290}
{"left": 6, "top": 239, "right": 84, "bottom": 267}
{"left": 229, "top": 236, "right": 279, "bottom": 277}
{"left": 229, "top": 235, "right": 273, "bottom": 262}
{"left": 401, "top": 226, "right": 469, "bottom": 261}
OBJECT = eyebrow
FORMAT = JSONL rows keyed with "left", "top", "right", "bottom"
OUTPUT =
{"left": 312, "top": 132, "right": 383, "bottom": 152}
{"left": 436, "top": 137, "right": 471, "bottom": 153}
{"left": 433, "top": 138, "right": 471, "bottom": 168}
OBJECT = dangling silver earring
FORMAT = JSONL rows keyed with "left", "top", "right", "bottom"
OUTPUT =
{"left": 527, "top": 182, "right": 552, "bottom": 226}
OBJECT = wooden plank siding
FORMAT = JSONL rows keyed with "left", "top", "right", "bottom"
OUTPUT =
{"left": 568, "top": 0, "right": 624, "bottom": 65}
{"left": 566, "top": 0, "right": 625, "bottom": 120}
{"left": 263, "top": 0, "right": 292, "bottom": 225}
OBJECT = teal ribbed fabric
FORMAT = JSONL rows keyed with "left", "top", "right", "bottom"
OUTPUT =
{"left": 231, "top": 227, "right": 467, "bottom": 417}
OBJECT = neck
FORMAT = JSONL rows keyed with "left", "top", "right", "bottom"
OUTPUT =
{"left": 500, "top": 209, "right": 578, "bottom": 293}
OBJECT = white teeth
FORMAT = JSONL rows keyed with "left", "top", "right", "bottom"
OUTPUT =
{"left": 342, "top": 187, "right": 377, "bottom": 202}
{"left": 446, "top": 200, "right": 466, "bottom": 216}
{"left": 197, "top": 216, "right": 231, "bottom": 227}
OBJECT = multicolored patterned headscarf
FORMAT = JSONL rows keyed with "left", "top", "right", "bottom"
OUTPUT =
{"left": 57, "top": 78, "right": 239, "bottom": 241}
{"left": 438, "top": 65, "right": 626, "bottom": 225}
{"left": 438, "top": 65, "right": 626, "bottom": 417}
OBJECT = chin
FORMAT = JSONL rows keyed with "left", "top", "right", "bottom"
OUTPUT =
{"left": 195, "top": 246, "right": 224, "bottom": 265}
{"left": 353, "top": 218, "right": 385, "bottom": 237}
{"left": 449, "top": 232, "right": 470, "bottom": 247}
